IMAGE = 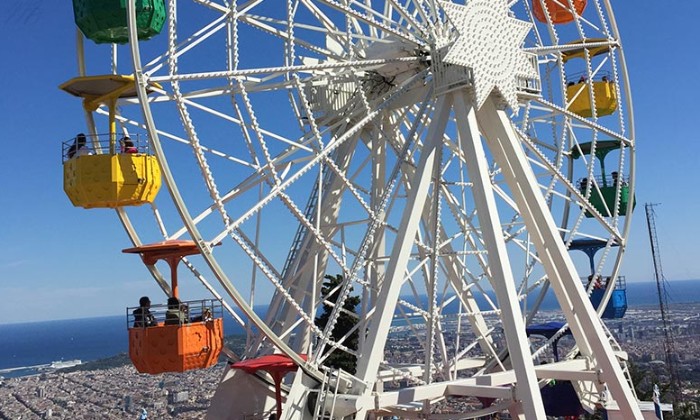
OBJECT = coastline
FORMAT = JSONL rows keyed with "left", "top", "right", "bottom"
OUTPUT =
{"left": 2, "top": 302, "right": 699, "bottom": 418}
{"left": 1, "top": 335, "right": 247, "bottom": 379}
{"left": 2, "top": 279, "right": 699, "bottom": 377}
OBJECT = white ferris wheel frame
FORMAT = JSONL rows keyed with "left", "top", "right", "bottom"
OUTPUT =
{"left": 70, "top": 0, "right": 641, "bottom": 418}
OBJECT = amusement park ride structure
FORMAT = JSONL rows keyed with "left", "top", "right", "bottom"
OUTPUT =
{"left": 60, "top": 0, "right": 663, "bottom": 418}
{"left": 645, "top": 203, "right": 683, "bottom": 406}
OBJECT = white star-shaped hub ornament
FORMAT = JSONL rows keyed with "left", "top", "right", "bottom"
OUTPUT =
{"left": 440, "top": 0, "right": 538, "bottom": 110}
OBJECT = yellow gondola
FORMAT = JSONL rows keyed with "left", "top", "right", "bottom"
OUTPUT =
{"left": 566, "top": 78, "right": 618, "bottom": 118}
{"left": 562, "top": 39, "right": 618, "bottom": 118}
{"left": 60, "top": 75, "right": 162, "bottom": 208}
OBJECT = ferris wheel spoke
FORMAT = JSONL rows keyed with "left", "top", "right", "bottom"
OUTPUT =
{"left": 534, "top": 98, "right": 632, "bottom": 145}
{"left": 266, "top": 133, "right": 401, "bottom": 347}
{"left": 573, "top": 13, "right": 605, "bottom": 35}
{"left": 225, "top": 231, "right": 335, "bottom": 357}
{"left": 162, "top": 159, "right": 312, "bottom": 242}
{"left": 148, "top": 56, "right": 423, "bottom": 85}
{"left": 145, "top": 86, "right": 321, "bottom": 157}
{"left": 97, "top": 108, "right": 268, "bottom": 171}
{"left": 344, "top": 0, "right": 428, "bottom": 42}
{"left": 383, "top": 0, "right": 429, "bottom": 37}
{"left": 297, "top": 0, "right": 340, "bottom": 35}
{"left": 205, "top": 80, "right": 426, "bottom": 247}
{"left": 240, "top": 13, "right": 363, "bottom": 58}
{"left": 143, "top": 12, "right": 231, "bottom": 76}
{"left": 315, "top": 0, "right": 422, "bottom": 46}
{"left": 155, "top": 73, "right": 303, "bottom": 99}
{"left": 525, "top": 39, "right": 619, "bottom": 56}
{"left": 191, "top": 0, "right": 231, "bottom": 14}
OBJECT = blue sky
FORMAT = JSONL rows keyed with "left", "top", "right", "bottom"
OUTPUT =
{"left": 1, "top": 1, "right": 698, "bottom": 324}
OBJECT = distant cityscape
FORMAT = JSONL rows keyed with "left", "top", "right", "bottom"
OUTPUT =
{"left": 1, "top": 304, "right": 699, "bottom": 419}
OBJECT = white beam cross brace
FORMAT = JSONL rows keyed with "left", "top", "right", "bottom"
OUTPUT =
{"left": 454, "top": 90, "right": 545, "bottom": 419}
{"left": 354, "top": 95, "right": 453, "bottom": 417}
{"left": 476, "top": 96, "right": 643, "bottom": 419}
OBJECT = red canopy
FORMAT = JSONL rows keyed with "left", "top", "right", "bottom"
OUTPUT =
{"left": 231, "top": 353, "right": 307, "bottom": 375}
{"left": 232, "top": 354, "right": 308, "bottom": 419}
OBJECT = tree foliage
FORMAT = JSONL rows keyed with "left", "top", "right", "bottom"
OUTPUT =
{"left": 625, "top": 361, "right": 698, "bottom": 420}
{"left": 314, "top": 274, "right": 361, "bottom": 374}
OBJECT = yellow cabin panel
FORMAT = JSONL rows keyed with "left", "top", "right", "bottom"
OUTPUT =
{"left": 566, "top": 81, "right": 618, "bottom": 118}
{"left": 64, "top": 154, "right": 161, "bottom": 208}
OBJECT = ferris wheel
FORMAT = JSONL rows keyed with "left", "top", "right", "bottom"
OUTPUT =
{"left": 62, "top": 0, "right": 645, "bottom": 418}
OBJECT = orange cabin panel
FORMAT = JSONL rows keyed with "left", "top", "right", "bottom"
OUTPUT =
{"left": 129, "top": 319, "right": 223, "bottom": 374}
{"left": 532, "top": 0, "right": 587, "bottom": 24}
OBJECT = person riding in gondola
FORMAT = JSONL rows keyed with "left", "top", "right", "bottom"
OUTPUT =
{"left": 67, "top": 133, "right": 92, "bottom": 159}
{"left": 165, "top": 297, "right": 189, "bottom": 325}
{"left": 120, "top": 136, "right": 138, "bottom": 154}
{"left": 133, "top": 296, "right": 157, "bottom": 327}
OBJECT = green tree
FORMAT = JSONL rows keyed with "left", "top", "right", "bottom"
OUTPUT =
{"left": 626, "top": 361, "right": 700, "bottom": 420}
{"left": 314, "top": 274, "right": 361, "bottom": 374}
{"left": 628, "top": 360, "right": 673, "bottom": 402}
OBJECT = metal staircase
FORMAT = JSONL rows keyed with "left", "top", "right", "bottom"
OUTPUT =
{"left": 312, "top": 369, "right": 342, "bottom": 420}
{"left": 601, "top": 321, "right": 638, "bottom": 400}
{"left": 281, "top": 178, "right": 320, "bottom": 279}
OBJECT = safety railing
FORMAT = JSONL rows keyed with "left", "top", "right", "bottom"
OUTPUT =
{"left": 126, "top": 299, "right": 223, "bottom": 329}
{"left": 62, "top": 133, "right": 153, "bottom": 162}
{"left": 577, "top": 173, "right": 629, "bottom": 190}
{"left": 580, "top": 275, "right": 626, "bottom": 291}
{"left": 566, "top": 70, "right": 613, "bottom": 86}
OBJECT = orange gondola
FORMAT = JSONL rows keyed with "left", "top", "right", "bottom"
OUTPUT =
{"left": 124, "top": 240, "right": 224, "bottom": 374}
{"left": 532, "top": 0, "right": 587, "bottom": 25}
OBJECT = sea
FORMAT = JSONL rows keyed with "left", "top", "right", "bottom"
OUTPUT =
{"left": 1, "top": 279, "right": 699, "bottom": 379}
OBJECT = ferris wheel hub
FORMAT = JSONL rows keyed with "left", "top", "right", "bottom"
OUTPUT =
{"left": 440, "top": 0, "right": 539, "bottom": 109}
{"left": 304, "top": 50, "right": 430, "bottom": 123}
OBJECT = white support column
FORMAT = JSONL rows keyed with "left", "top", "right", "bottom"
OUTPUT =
{"left": 355, "top": 95, "right": 453, "bottom": 387}
{"left": 476, "top": 97, "right": 643, "bottom": 419}
{"left": 453, "top": 92, "right": 545, "bottom": 419}
{"left": 370, "top": 121, "right": 387, "bottom": 302}
{"left": 363, "top": 122, "right": 387, "bottom": 361}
